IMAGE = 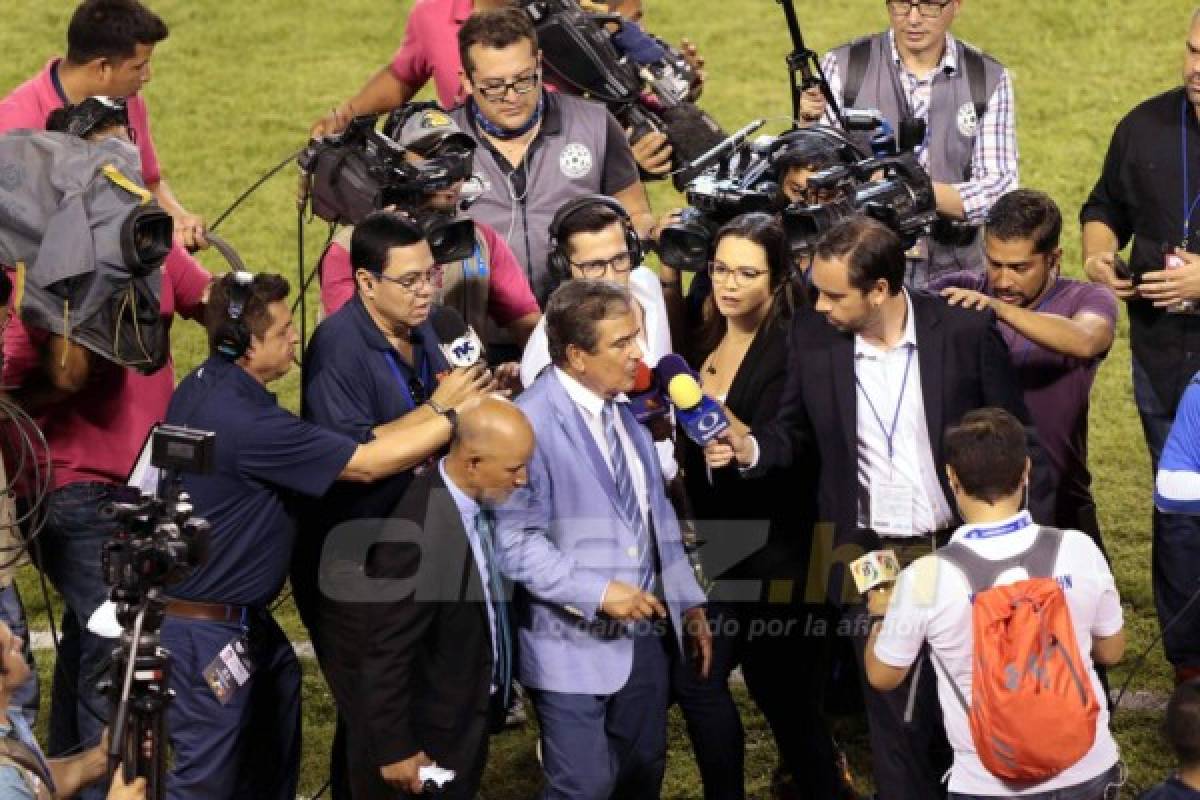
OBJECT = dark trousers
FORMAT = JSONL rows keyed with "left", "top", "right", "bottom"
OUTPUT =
{"left": 671, "top": 602, "right": 840, "bottom": 800}
{"left": 1134, "top": 358, "right": 1200, "bottom": 669}
{"left": 163, "top": 613, "right": 301, "bottom": 800}
{"left": 37, "top": 482, "right": 123, "bottom": 800}
{"left": 531, "top": 629, "right": 670, "bottom": 800}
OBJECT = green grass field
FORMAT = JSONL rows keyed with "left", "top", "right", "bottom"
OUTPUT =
{"left": 1, "top": 0, "right": 1195, "bottom": 796}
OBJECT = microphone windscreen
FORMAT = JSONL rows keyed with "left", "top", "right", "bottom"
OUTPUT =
{"left": 430, "top": 304, "right": 469, "bottom": 344}
{"left": 632, "top": 361, "right": 655, "bottom": 393}
{"left": 654, "top": 353, "right": 695, "bottom": 386}
{"left": 666, "top": 372, "right": 703, "bottom": 411}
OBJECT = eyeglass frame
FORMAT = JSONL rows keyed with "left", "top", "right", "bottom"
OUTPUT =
{"left": 568, "top": 251, "right": 635, "bottom": 279}
{"left": 708, "top": 261, "right": 771, "bottom": 286}
{"left": 375, "top": 264, "right": 444, "bottom": 293}
{"left": 885, "top": 0, "right": 953, "bottom": 19}
{"left": 474, "top": 67, "right": 542, "bottom": 102}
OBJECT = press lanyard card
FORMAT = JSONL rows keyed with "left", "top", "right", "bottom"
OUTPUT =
{"left": 202, "top": 636, "right": 255, "bottom": 705}
{"left": 870, "top": 479, "right": 914, "bottom": 536}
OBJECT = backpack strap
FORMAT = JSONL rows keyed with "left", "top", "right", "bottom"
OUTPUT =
{"left": 935, "top": 526, "right": 1064, "bottom": 595}
{"left": 0, "top": 736, "right": 54, "bottom": 797}
{"left": 843, "top": 37, "right": 874, "bottom": 111}
{"left": 958, "top": 41, "right": 989, "bottom": 123}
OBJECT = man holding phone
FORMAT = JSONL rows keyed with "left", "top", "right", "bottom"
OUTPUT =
{"left": 1079, "top": 8, "right": 1200, "bottom": 686}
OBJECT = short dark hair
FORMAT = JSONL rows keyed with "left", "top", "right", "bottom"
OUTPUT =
{"left": 205, "top": 272, "right": 290, "bottom": 355}
{"left": 985, "top": 189, "right": 1062, "bottom": 255}
{"left": 1166, "top": 678, "right": 1200, "bottom": 769}
{"left": 815, "top": 216, "right": 906, "bottom": 294}
{"left": 559, "top": 202, "right": 624, "bottom": 256}
{"left": 66, "top": 0, "right": 168, "bottom": 65}
{"left": 943, "top": 408, "right": 1028, "bottom": 504}
{"left": 350, "top": 211, "right": 425, "bottom": 276}
{"left": 458, "top": 8, "right": 538, "bottom": 77}
{"left": 545, "top": 280, "right": 632, "bottom": 366}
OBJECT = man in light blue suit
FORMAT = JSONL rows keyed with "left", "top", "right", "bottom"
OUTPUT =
{"left": 495, "top": 279, "right": 712, "bottom": 799}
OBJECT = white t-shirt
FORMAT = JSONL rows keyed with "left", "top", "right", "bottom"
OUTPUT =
{"left": 520, "top": 266, "right": 677, "bottom": 479}
{"left": 873, "top": 512, "right": 1123, "bottom": 796}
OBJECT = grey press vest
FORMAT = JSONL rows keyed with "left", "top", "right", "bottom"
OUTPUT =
{"left": 832, "top": 33, "right": 1006, "bottom": 281}
{"left": 452, "top": 93, "right": 612, "bottom": 305}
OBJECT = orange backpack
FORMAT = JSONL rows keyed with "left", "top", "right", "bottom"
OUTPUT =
{"left": 930, "top": 527, "right": 1100, "bottom": 782}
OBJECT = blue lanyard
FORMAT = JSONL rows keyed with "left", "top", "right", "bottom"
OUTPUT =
{"left": 383, "top": 350, "right": 428, "bottom": 410}
{"left": 855, "top": 344, "right": 915, "bottom": 462}
{"left": 961, "top": 512, "right": 1032, "bottom": 540}
{"left": 465, "top": 242, "right": 488, "bottom": 278}
{"left": 1182, "top": 95, "right": 1200, "bottom": 247}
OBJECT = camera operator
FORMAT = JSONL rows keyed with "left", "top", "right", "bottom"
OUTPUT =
{"left": 294, "top": 210, "right": 494, "bottom": 797}
{"left": 0, "top": 0, "right": 207, "bottom": 250}
{"left": 0, "top": 621, "right": 146, "bottom": 800}
{"left": 800, "top": 0, "right": 1017, "bottom": 287}
{"left": 318, "top": 106, "right": 541, "bottom": 365}
{"left": 447, "top": 8, "right": 653, "bottom": 304}
{"left": 1080, "top": 8, "right": 1200, "bottom": 688}
{"left": 159, "top": 272, "right": 467, "bottom": 799}
{"left": 864, "top": 408, "right": 1124, "bottom": 800}
{"left": 0, "top": 99, "right": 211, "bottom": 789}
{"left": 707, "top": 216, "right": 1053, "bottom": 800}
{"left": 931, "top": 190, "right": 1117, "bottom": 555}
{"left": 308, "top": 0, "right": 702, "bottom": 178}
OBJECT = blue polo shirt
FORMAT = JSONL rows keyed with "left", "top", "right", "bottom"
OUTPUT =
{"left": 301, "top": 295, "right": 449, "bottom": 528}
{"left": 1156, "top": 374, "right": 1200, "bottom": 515}
{"left": 164, "top": 356, "right": 358, "bottom": 608}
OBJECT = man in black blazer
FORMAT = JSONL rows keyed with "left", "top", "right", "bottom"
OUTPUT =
{"left": 709, "top": 216, "right": 1053, "bottom": 800}
{"left": 324, "top": 396, "right": 535, "bottom": 800}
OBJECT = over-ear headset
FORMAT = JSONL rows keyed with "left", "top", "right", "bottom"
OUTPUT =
{"left": 205, "top": 232, "right": 257, "bottom": 361}
{"left": 546, "top": 194, "right": 642, "bottom": 282}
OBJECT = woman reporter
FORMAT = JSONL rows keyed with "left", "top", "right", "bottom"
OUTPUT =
{"left": 677, "top": 212, "right": 844, "bottom": 800}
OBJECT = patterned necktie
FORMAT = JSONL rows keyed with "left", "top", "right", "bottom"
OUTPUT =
{"left": 601, "top": 401, "right": 654, "bottom": 590}
{"left": 474, "top": 509, "right": 512, "bottom": 710}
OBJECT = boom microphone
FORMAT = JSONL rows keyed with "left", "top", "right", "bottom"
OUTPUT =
{"left": 656, "top": 354, "right": 729, "bottom": 446}
{"left": 430, "top": 305, "right": 484, "bottom": 369}
{"left": 681, "top": 118, "right": 767, "bottom": 178}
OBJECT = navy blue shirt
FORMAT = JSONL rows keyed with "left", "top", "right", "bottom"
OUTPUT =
{"left": 164, "top": 356, "right": 358, "bottom": 607}
{"left": 301, "top": 295, "right": 449, "bottom": 527}
{"left": 1140, "top": 777, "right": 1200, "bottom": 800}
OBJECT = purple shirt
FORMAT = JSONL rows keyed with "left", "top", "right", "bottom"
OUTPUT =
{"left": 928, "top": 273, "right": 1118, "bottom": 515}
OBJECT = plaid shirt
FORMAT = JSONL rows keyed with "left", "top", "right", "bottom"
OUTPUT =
{"left": 819, "top": 31, "right": 1018, "bottom": 224}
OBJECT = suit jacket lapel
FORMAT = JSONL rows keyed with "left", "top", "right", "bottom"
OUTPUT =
{"left": 831, "top": 334, "right": 857, "bottom": 458}
{"left": 912, "top": 292, "right": 945, "bottom": 458}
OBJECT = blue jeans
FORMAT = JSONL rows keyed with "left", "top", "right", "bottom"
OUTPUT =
{"left": 948, "top": 762, "right": 1123, "bottom": 800}
{"left": 37, "top": 482, "right": 122, "bottom": 800}
{"left": 1133, "top": 358, "right": 1200, "bottom": 669}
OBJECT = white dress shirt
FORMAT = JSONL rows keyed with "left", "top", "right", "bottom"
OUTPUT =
{"left": 554, "top": 367, "right": 651, "bottom": 525}
{"left": 438, "top": 458, "right": 500, "bottom": 687}
{"left": 853, "top": 290, "right": 954, "bottom": 535}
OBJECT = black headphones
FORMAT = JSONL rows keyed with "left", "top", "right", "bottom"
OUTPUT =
{"left": 766, "top": 127, "right": 863, "bottom": 176}
{"left": 206, "top": 232, "right": 257, "bottom": 361}
{"left": 546, "top": 194, "right": 642, "bottom": 282}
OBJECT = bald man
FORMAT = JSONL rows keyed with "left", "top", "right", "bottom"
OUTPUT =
{"left": 343, "top": 397, "right": 534, "bottom": 800}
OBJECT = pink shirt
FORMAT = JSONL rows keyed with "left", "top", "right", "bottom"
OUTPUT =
{"left": 0, "top": 59, "right": 162, "bottom": 186}
{"left": 3, "top": 246, "right": 210, "bottom": 491}
{"left": 389, "top": 0, "right": 476, "bottom": 109}
{"left": 320, "top": 220, "right": 540, "bottom": 323}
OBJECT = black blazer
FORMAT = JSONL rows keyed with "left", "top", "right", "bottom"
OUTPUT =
{"left": 359, "top": 468, "right": 504, "bottom": 788}
{"left": 752, "top": 290, "right": 1055, "bottom": 604}
{"left": 681, "top": 316, "right": 820, "bottom": 595}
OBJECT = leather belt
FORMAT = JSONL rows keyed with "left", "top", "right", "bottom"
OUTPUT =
{"left": 164, "top": 598, "right": 247, "bottom": 623}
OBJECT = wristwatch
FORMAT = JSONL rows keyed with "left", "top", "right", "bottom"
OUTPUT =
{"left": 429, "top": 401, "right": 458, "bottom": 435}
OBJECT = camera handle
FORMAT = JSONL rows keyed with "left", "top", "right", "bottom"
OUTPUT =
{"left": 777, "top": 0, "right": 846, "bottom": 129}
{"left": 105, "top": 591, "right": 172, "bottom": 800}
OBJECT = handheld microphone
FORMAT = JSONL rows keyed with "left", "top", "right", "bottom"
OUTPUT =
{"left": 430, "top": 305, "right": 484, "bottom": 369}
{"left": 627, "top": 361, "right": 670, "bottom": 426}
{"left": 656, "top": 354, "right": 729, "bottom": 446}
{"left": 849, "top": 550, "right": 901, "bottom": 594}
{"left": 681, "top": 118, "right": 766, "bottom": 177}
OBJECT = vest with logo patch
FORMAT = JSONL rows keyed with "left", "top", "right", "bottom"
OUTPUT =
{"left": 832, "top": 33, "right": 1006, "bottom": 279}
{"left": 452, "top": 93, "right": 611, "bottom": 305}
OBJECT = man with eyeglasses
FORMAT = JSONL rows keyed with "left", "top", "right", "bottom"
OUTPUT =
{"left": 448, "top": 8, "right": 653, "bottom": 305}
{"left": 295, "top": 210, "right": 496, "bottom": 797}
{"left": 798, "top": 0, "right": 1017, "bottom": 288}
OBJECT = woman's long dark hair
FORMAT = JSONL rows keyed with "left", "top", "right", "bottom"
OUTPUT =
{"left": 690, "top": 212, "right": 802, "bottom": 365}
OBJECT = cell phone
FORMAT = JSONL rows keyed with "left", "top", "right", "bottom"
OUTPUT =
{"left": 1112, "top": 253, "right": 1133, "bottom": 281}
